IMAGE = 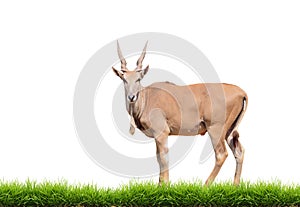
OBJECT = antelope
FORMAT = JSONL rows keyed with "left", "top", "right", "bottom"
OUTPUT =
{"left": 112, "top": 41, "right": 248, "bottom": 185}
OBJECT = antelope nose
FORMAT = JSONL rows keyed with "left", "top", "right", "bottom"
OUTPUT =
{"left": 128, "top": 95, "right": 136, "bottom": 102}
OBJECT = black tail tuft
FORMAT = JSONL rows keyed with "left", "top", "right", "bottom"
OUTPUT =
{"left": 226, "top": 96, "right": 246, "bottom": 139}
{"left": 232, "top": 130, "right": 240, "bottom": 148}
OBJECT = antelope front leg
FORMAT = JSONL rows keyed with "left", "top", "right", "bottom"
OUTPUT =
{"left": 155, "top": 132, "right": 169, "bottom": 185}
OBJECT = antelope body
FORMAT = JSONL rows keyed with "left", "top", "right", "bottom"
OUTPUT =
{"left": 112, "top": 41, "right": 248, "bottom": 185}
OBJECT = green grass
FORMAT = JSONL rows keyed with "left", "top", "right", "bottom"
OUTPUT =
{"left": 0, "top": 180, "right": 299, "bottom": 206}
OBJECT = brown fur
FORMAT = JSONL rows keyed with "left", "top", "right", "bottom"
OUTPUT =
{"left": 113, "top": 41, "right": 248, "bottom": 185}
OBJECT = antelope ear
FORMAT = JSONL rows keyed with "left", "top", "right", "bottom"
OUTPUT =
{"left": 141, "top": 65, "right": 149, "bottom": 78}
{"left": 112, "top": 67, "right": 123, "bottom": 79}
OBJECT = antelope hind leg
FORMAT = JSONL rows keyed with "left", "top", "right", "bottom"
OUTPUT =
{"left": 205, "top": 125, "right": 228, "bottom": 185}
{"left": 226, "top": 130, "right": 245, "bottom": 185}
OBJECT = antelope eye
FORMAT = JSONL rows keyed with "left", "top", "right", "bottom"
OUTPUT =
{"left": 136, "top": 78, "right": 141, "bottom": 82}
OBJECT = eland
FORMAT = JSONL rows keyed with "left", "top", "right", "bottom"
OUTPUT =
{"left": 112, "top": 41, "right": 248, "bottom": 185}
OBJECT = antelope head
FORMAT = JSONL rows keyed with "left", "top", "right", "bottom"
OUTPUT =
{"left": 112, "top": 41, "right": 149, "bottom": 103}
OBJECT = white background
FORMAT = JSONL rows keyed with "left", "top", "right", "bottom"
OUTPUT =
{"left": 1, "top": 1, "right": 300, "bottom": 187}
